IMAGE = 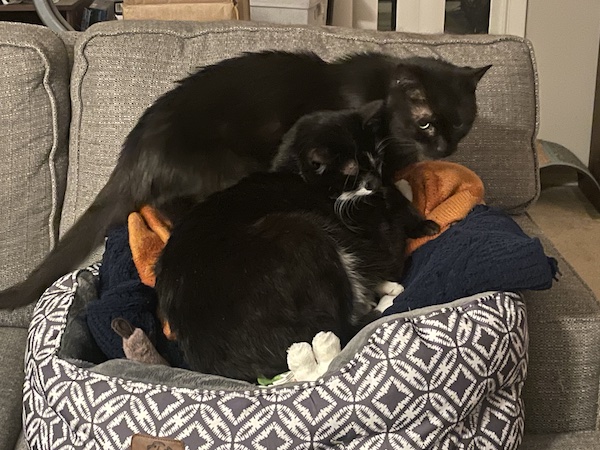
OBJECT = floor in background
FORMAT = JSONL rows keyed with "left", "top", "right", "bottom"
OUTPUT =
{"left": 528, "top": 166, "right": 600, "bottom": 299}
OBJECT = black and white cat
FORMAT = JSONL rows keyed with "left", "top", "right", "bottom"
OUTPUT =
{"left": 154, "top": 102, "right": 436, "bottom": 382}
{"left": 0, "top": 51, "right": 490, "bottom": 309}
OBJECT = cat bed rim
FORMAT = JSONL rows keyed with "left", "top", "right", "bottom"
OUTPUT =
{"left": 28, "top": 264, "right": 523, "bottom": 397}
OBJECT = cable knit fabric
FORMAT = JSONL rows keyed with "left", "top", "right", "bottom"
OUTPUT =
{"left": 395, "top": 160, "right": 485, "bottom": 254}
{"left": 384, "top": 205, "right": 558, "bottom": 316}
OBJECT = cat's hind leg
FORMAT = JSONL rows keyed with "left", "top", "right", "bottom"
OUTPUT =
{"left": 374, "top": 281, "right": 404, "bottom": 313}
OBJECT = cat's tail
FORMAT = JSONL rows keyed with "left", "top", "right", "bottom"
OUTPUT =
{"left": 0, "top": 171, "right": 132, "bottom": 309}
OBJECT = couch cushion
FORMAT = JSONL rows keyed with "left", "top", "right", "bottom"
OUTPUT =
{"left": 0, "top": 327, "right": 28, "bottom": 450}
{"left": 62, "top": 20, "right": 539, "bottom": 265}
{"left": 515, "top": 214, "right": 600, "bottom": 434}
{"left": 521, "top": 431, "right": 600, "bottom": 450}
{"left": 0, "top": 23, "right": 71, "bottom": 326}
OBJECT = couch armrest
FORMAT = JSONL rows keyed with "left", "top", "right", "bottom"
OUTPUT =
{"left": 516, "top": 214, "right": 600, "bottom": 433}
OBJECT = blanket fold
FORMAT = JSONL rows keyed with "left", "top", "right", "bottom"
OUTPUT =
{"left": 384, "top": 204, "right": 558, "bottom": 315}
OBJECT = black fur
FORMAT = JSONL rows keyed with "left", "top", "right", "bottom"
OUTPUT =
{"left": 155, "top": 106, "right": 434, "bottom": 381}
{"left": 0, "top": 51, "right": 490, "bottom": 309}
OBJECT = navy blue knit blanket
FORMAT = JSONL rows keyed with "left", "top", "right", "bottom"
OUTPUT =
{"left": 383, "top": 205, "right": 558, "bottom": 316}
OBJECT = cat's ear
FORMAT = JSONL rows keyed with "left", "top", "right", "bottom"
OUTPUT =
{"left": 359, "top": 99, "right": 385, "bottom": 128}
{"left": 392, "top": 65, "right": 427, "bottom": 102}
{"left": 469, "top": 64, "right": 492, "bottom": 83}
{"left": 393, "top": 64, "right": 421, "bottom": 88}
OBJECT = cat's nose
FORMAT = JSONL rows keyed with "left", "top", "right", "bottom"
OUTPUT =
{"left": 363, "top": 176, "right": 381, "bottom": 191}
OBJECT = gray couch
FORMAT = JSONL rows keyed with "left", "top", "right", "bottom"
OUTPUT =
{"left": 0, "top": 19, "right": 598, "bottom": 449}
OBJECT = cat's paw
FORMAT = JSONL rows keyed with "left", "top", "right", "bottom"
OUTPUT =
{"left": 395, "top": 179, "right": 413, "bottom": 202}
{"left": 376, "top": 294, "right": 396, "bottom": 313}
{"left": 287, "top": 342, "right": 318, "bottom": 381}
{"left": 376, "top": 281, "right": 404, "bottom": 296}
{"left": 408, "top": 219, "right": 440, "bottom": 238}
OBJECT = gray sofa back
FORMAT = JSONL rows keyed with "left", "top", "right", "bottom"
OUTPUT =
{"left": 62, "top": 21, "right": 539, "bottom": 255}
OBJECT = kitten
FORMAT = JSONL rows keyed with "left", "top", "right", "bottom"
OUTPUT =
{"left": 154, "top": 103, "right": 436, "bottom": 382}
{"left": 0, "top": 51, "right": 490, "bottom": 309}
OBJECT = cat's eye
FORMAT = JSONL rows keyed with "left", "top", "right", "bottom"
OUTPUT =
{"left": 418, "top": 121, "right": 432, "bottom": 130}
{"left": 311, "top": 160, "right": 322, "bottom": 169}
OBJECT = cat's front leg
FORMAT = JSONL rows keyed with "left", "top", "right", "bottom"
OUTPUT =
{"left": 376, "top": 280, "right": 404, "bottom": 297}
{"left": 387, "top": 183, "right": 440, "bottom": 238}
{"left": 375, "top": 281, "right": 403, "bottom": 313}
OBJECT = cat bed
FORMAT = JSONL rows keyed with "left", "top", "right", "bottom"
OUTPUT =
{"left": 23, "top": 266, "right": 527, "bottom": 449}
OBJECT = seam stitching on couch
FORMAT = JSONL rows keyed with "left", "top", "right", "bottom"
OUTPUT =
{"left": 84, "top": 23, "right": 529, "bottom": 47}
{"left": 70, "top": 39, "right": 93, "bottom": 228}
{"left": 0, "top": 41, "right": 61, "bottom": 252}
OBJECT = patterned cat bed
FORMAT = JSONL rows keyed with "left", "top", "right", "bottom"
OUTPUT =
{"left": 23, "top": 266, "right": 528, "bottom": 449}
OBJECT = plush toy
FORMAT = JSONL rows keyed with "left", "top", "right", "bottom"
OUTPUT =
{"left": 111, "top": 317, "right": 169, "bottom": 366}
{"left": 128, "top": 205, "right": 171, "bottom": 288}
{"left": 386, "top": 160, "right": 557, "bottom": 314}
{"left": 394, "top": 160, "right": 485, "bottom": 254}
{"left": 287, "top": 331, "right": 341, "bottom": 382}
{"left": 85, "top": 223, "right": 188, "bottom": 368}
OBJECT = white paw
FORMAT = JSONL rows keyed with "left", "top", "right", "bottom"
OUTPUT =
{"left": 376, "top": 281, "right": 404, "bottom": 296}
{"left": 395, "top": 179, "right": 413, "bottom": 202}
{"left": 287, "top": 342, "right": 318, "bottom": 381}
{"left": 376, "top": 294, "right": 395, "bottom": 313}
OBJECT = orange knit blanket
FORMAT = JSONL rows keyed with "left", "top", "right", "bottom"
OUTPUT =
{"left": 394, "top": 161, "right": 485, "bottom": 254}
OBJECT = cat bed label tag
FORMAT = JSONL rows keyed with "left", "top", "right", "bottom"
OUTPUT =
{"left": 130, "top": 433, "right": 185, "bottom": 450}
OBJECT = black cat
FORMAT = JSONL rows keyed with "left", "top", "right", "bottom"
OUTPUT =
{"left": 0, "top": 51, "right": 490, "bottom": 309}
{"left": 154, "top": 103, "right": 436, "bottom": 382}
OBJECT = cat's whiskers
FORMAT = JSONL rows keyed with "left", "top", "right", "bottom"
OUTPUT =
{"left": 375, "top": 136, "right": 416, "bottom": 155}
{"left": 335, "top": 188, "right": 373, "bottom": 233}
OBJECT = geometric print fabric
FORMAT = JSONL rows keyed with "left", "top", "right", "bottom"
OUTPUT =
{"left": 23, "top": 267, "right": 527, "bottom": 449}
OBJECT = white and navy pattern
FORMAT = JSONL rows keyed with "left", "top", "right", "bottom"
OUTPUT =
{"left": 23, "top": 267, "right": 528, "bottom": 449}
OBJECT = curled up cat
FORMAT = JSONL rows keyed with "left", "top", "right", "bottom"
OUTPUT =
{"left": 0, "top": 50, "right": 490, "bottom": 309}
{"left": 154, "top": 101, "right": 438, "bottom": 382}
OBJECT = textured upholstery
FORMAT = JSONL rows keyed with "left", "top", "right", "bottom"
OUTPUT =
{"left": 521, "top": 431, "right": 600, "bottom": 449}
{"left": 517, "top": 214, "right": 600, "bottom": 434}
{"left": 0, "top": 22, "right": 71, "bottom": 327}
{"left": 0, "top": 328, "right": 28, "bottom": 450}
